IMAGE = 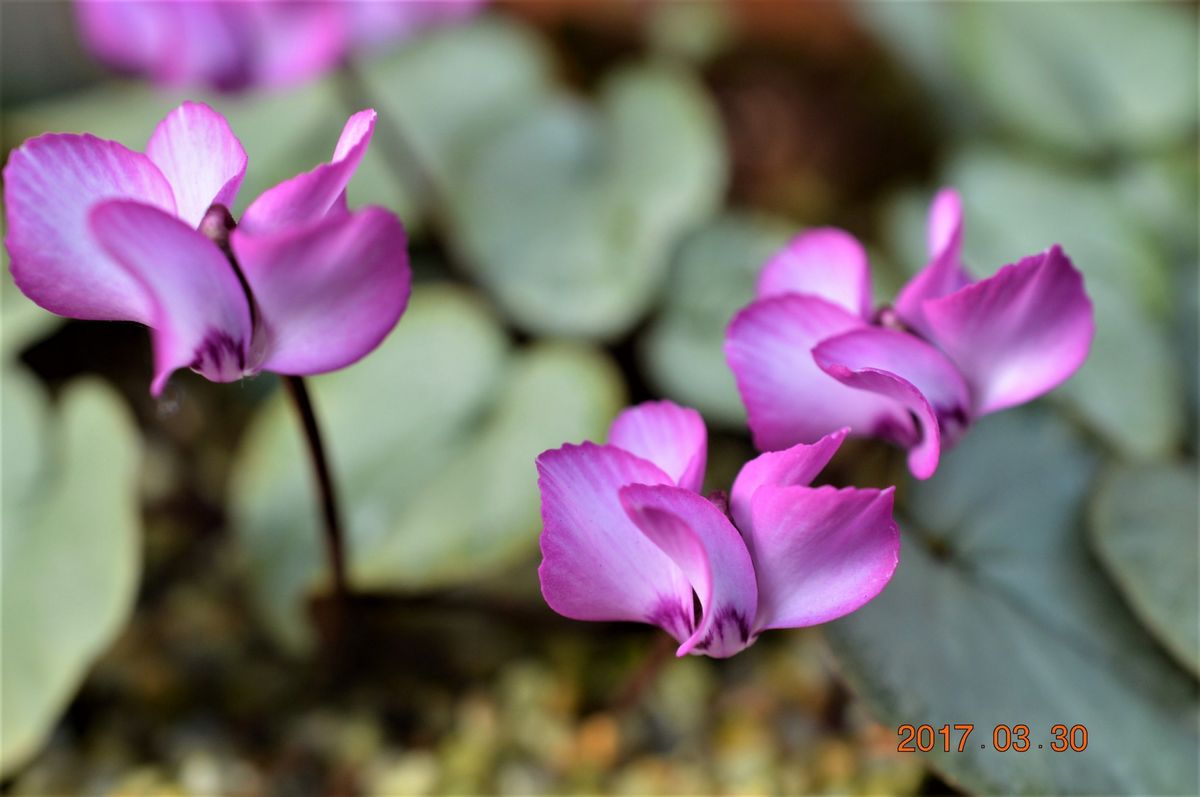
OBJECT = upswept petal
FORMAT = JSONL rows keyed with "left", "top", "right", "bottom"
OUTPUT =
{"left": 730, "top": 429, "right": 849, "bottom": 536}
{"left": 922, "top": 246, "right": 1094, "bottom": 415}
{"left": 755, "top": 228, "right": 872, "bottom": 318}
{"left": 894, "top": 188, "right": 970, "bottom": 332}
{"left": 89, "top": 201, "right": 252, "bottom": 396}
{"left": 619, "top": 485, "right": 758, "bottom": 658}
{"left": 724, "top": 295, "right": 912, "bottom": 452}
{"left": 747, "top": 484, "right": 898, "bottom": 632}
{"left": 813, "top": 327, "right": 971, "bottom": 479}
{"left": 537, "top": 444, "right": 693, "bottom": 642}
{"left": 3, "top": 132, "right": 176, "bottom": 322}
{"left": 608, "top": 401, "right": 707, "bottom": 493}
{"left": 926, "top": 186, "right": 964, "bottom": 263}
{"left": 238, "top": 110, "right": 376, "bottom": 235}
{"left": 231, "top": 207, "right": 410, "bottom": 375}
{"left": 146, "top": 101, "right": 247, "bottom": 227}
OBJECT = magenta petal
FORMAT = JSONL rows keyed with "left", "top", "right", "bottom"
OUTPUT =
{"left": 813, "top": 327, "right": 971, "bottom": 479}
{"left": 348, "top": 0, "right": 483, "bottom": 50}
{"left": 725, "top": 295, "right": 911, "bottom": 451}
{"left": 926, "top": 187, "right": 964, "bottom": 263}
{"left": 239, "top": 2, "right": 347, "bottom": 90}
{"left": 146, "top": 102, "right": 247, "bottom": 227}
{"left": 75, "top": 0, "right": 173, "bottom": 79}
{"left": 748, "top": 484, "right": 898, "bottom": 631}
{"left": 3, "top": 132, "right": 176, "bottom": 323}
{"left": 608, "top": 401, "right": 707, "bottom": 493}
{"left": 922, "top": 246, "right": 1095, "bottom": 415}
{"left": 231, "top": 207, "right": 410, "bottom": 375}
{"left": 756, "top": 228, "right": 872, "bottom": 318}
{"left": 89, "top": 200, "right": 252, "bottom": 395}
{"left": 537, "top": 444, "right": 694, "bottom": 641}
{"left": 894, "top": 188, "right": 971, "bottom": 332}
{"left": 238, "top": 110, "right": 376, "bottom": 235}
{"left": 620, "top": 485, "right": 758, "bottom": 658}
{"left": 730, "top": 429, "right": 849, "bottom": 535}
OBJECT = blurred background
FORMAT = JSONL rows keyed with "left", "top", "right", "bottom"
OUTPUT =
{"left": 1, "top": 1, "right": 1197, "bottom": 794}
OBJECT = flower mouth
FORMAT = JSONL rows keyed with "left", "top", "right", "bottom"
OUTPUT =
{"left": 191, "top": 328, "right": 247, "bottom": 382}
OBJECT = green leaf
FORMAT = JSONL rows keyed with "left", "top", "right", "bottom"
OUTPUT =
{"left": 353, "top": 17, "right": 556, "bottom": 199}
{"left": 639, "top": 213, "right": 793, "bottom": 426}
{"left": 825, "top": 410, "right": 1198, "bottom": 795}
{"left": 1, "top": 377, "right": 142, "bottom": 776}
{"left": 955, "top": 2, "right": 1197, "bottom": 155}
{"left": 230, "top": 285, "right": 625, "bottom": 650}
{"left": 943, "top": 148, "right": 1184, "bottom": 459}
{"left": 0, "top": 268, "right": 60, "bottom": 361}
{"left": 1090, "top": 463, "right": 1200, "bottom": 677}
{"left": 450, "top": 62, "right": 727, "bottom": 339}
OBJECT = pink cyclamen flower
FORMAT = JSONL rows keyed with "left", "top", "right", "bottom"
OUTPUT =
{"left": 76, "top": 0, "right": 483, "bottom": 93}
{"left": 536, "top": 401, "right": 899, "bottom": 658}
{"left": 725, "top": 188, "right": 1094, "bottom": 479}
{"left": 4, "top": 101, "right": 410, "bottom": 395}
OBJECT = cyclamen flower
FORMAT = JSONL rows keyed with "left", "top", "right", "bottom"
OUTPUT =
{"left": 537, "top": 401, "right": 899, "bottom": 658}
{"left": 76, "top": 0, "right": 483, "bottom": 93}
{"left": 725, "top": 189, "right": 1094, "bottom": 479}
{"left": 4, "top": 101, "right": 410, "bottom": 394}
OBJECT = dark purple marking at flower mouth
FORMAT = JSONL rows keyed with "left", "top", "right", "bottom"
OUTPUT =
{"left": 646, "top": 594, "right": 694, "bottom": 643}
{"left": 693, "top": 606, "right": 752, "bottom": 655}
{"left": 937, "top": 404, "right": 971, "bottom": 448}
{"left": 191, "top": 328, "right": 246, "bottom": 382}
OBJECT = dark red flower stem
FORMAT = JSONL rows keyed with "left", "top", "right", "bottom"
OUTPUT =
{"left": 283, "top": 375, "right": 349, "bottom": 600}
{"left": 202, "top": 206, "right": 350, "bottom": 602}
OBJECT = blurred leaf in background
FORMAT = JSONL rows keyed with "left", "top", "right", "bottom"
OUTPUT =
{"left": 859, "top": 0, "right": 1197, "bottom": 155}
{"left": 638, "top": 213, "right": 792, "bottom": 427}
{"left": 1090, "top": 463, "right": 1200, "bottom": 678}
{"left": 1, "top": 371, "right": 142, "bottom": 776}
{"left": 449, "top": 61, "right": 727, "bottom": 339}
{"left": 826, "top": 410, "right": 1199, "bottom": 795}
{"left": 231, "top": 285, "right": 625, "bottom": 650}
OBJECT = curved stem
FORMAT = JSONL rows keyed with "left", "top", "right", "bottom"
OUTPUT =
{"left": 283, "top": 375, "right": 348, "bottom": 598}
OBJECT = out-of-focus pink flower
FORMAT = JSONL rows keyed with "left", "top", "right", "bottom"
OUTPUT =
{"left": 3, "top": 101, "right": 411, "bottom": 394}
{"left": 725, "top": 189, "right": 1095, "bottom": 479}
{"left": 536, "top": 401, "right": 899, "bottom": 658}
{"left": 75, "top": 0, "right": 484, "bottom": 92}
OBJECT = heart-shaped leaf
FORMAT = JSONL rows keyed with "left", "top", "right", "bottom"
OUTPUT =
{"left": 825, "top": 409, "right": 1199, "bottom": 795}
{"left": 1, "top": 375, "right": 142, "bottom": 776}
{"left": 449, "top": 62, "right": 727, "bottom": 339}
{"left": 230, "top": 285, "right": 625, "bottom": 650}
{"left": 1090, "top": 462, "right": 1200, "bottom": 677}
{"left": 954, "top": 2, "right": 1196, "bottom": 155}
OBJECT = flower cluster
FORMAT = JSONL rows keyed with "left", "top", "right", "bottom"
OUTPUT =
{"left": 537, "top": 402, "right": 899, "bottom": 658}
{"left": 75, "top": 0, "right": 483, "bottom": 92}
{"left": 3, "top": 102, "right": 411, "bottom": 395}
{"left": 536, "top": 191, "right": 1093, "bottom": 656}
{"left": 725, "top": 189, "right": 1094, "bottom": 478}
{"left": 5, "top": 20, "right": 1094, "bottom": 659}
